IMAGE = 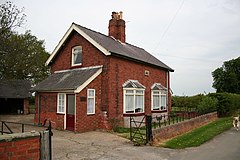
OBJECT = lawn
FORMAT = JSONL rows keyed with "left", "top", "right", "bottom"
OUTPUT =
{"left": 114, "top": 126, "right": 147, "bottom": 145}
{"left": 162, "top": 117, "right": 232, "bottom": 149}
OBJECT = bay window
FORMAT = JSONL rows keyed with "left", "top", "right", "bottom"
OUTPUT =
{"left": 123, "top": 80, "right": 145, "bottom": 113}
{"left": 151, "top": 83, "right": 167, "bottom": 111}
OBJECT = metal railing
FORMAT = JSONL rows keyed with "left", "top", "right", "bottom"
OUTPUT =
{"left": 1, "top": 121, "right": 46, "bottom": 134}
{"left": 152, "top": 111, "right": 198, "bottom": 129}
{"left": 129, "top": 111, "right": 199, "bottom": 145}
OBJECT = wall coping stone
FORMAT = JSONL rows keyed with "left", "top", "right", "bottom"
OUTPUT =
{"left": 0, "top": 131, "right": 40, "bottom": 142}
{"left": 153, "top": 112, "right": 218, "bottom": 134}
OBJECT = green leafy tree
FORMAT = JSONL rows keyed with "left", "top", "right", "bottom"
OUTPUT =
{"left": 197, "top": 96, "right": 218, "bottom": 114}
{"left": 212, "top": 57, "right": 240, "bottom": 94}
{"left": 0, "top": 31, "right": 49, "bottom": 84}
{"left": 0, "top": 1, "right": 49, "bottom": 84}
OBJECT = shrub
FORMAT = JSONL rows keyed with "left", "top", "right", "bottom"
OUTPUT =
{"left": 197, "top": 96, "right": 218, "bottom": 114}
{"left": 172, "top": 94, "right": 204, "bottom": 111}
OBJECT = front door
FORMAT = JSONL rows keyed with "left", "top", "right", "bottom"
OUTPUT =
{"left": 66, "top": 94, "right": 75, "bottom": 131}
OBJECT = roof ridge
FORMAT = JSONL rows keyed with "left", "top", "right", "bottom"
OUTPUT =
{"left": 73, "top": 22, "right": 110, "bottom": 39}
{"left": 73, "top": 22, "right": 146, "bottom": 51}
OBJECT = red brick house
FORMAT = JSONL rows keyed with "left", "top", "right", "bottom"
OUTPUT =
{"left": 32, "top": 12, "right": 174, "bottom": 132}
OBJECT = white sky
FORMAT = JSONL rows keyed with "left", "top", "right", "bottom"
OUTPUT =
{"left": 9, "top": 0, "right": 240, "bottom": 96}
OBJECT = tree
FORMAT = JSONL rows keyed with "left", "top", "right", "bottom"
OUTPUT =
{"left": 0, "top": 1, "right": 25, "bottom": 38}
{"left": 0, "top": 31, "right": 49, "bottom": 84}
{"left": 0, "top": 1, "right": 49, "bottom": 84}
{"left": 212, "top": 57, "right": 240, "bottom": 94}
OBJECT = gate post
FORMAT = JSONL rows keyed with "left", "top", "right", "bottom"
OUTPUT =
{"left": 146, "top": 115, "right": 152, "bottom": 144}
{"left": 48, "top": 120, "right": 52, "bottom": 160}
{"left": 130, "top": 116, "right": 132, "bottom": 141}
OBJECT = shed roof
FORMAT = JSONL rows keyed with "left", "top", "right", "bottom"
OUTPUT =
{"left": 31, "top": 66, "right": 102, "bottom": 93}
{"left": 0, "top": 80, "right": 31, "bottom": 98}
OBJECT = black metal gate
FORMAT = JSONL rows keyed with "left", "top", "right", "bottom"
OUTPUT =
{"left": 1, "top": 120, "right": 53, "bottom": 160}
{"left": 129, "top": 115, "right": 152, "bottom": 145}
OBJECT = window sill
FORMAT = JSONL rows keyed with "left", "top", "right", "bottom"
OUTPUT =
{"left": 123, "top": 112, "right": 145, "bottom": 117}
{"left": 71, "top": 64, "right": 82, "bottom": 69}
{"left": 57, "top": 112, "right": 65, "bottom": 115}
{"left": 151, "top": 110, "right": 167, "bottom": 113}
{"left": 87, "top": 113, "right": 95, "bottom": 116}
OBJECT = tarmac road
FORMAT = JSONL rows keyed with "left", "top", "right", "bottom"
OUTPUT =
{"left": 171, "top": 127, "right": 240, "bottom": 160}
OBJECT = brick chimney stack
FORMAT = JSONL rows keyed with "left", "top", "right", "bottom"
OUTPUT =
{"left": 108, "top": 11, "right": 126, "bottom": 43}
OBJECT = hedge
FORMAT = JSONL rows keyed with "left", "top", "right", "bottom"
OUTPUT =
{"left": 208, "top": 93, "right": 240, "bottom": 117}
{"left": 172, "top": 93, "right": 240, "bottom": 117}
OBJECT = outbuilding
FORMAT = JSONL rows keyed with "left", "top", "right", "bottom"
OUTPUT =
{"left": 0, "top": 80, "right": 31, "bottom": 114}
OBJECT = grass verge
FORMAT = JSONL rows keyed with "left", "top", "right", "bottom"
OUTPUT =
{"left": 162, "top": 117, "right": 232, "bottom": 149}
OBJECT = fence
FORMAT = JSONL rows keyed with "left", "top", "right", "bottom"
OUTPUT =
{"left": 0, "top": 120, "right": 53, "bottom": 160}
{"left": 152, "top": 111, "right": 198, "bottom": 129}
{"left": 129, "top": 111, "right": 207, "bottom": 145}
{"left": 152, "top": 112, "right": 218, "bottom": 143}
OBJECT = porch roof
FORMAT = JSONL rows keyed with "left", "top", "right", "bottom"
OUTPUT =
{"left": 31, "top": 66, "right": 102, "bottom": 93}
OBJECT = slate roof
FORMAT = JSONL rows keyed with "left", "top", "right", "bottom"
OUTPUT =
{"left": 0, "top": 80, "right": 31, "bottom": 98}
{"left": 31, "top": 66, "right": 102, "bottom": 92}
{"left": 122, "top": 80, "right": 145, "bottom": 89}
{"left": 151, "top": 83, "right": 167, "bottom": 90}
{"left": 75, "top": 23, "right": 174, "bottom": 72}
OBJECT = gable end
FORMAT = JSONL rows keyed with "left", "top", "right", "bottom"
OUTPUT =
{"left": 46, "top": 23, "right": 111, "bottom": 66}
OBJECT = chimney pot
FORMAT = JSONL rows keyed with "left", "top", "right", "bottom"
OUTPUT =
{"left": 119, "top": 11, "right": 123, "bottom": 19}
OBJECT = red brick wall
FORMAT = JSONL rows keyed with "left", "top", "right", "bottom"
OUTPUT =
{"left": 106, "top": 56, "right": 170, "bottom": 124}
{"left": 75, "top": 74, "right": 104, "bottom": 132}
{"left": 0, "top": 133, "right": 40, "bottom": 160}
{"left": 153, "top": 112, "right": 218, "bottom": 144}
{"left": 34, "top": 92, "right": 64, "bottom": 130}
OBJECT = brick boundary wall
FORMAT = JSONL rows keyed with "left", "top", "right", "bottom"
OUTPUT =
{"left": 152, "top": 112, "right": 218, "bottom": 144}
{"left": 0, "top": 132, "right": 40, "bottom": 160}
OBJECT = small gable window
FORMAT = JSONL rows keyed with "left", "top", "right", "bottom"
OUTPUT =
{"left": 72, "top": 46, "right": 82, "bottom": 66}
{"left": 123, "top": 80, "right": 145, "bottom": 113}
{"left": 151, "top": 83, "right": 167, "bottom": 111}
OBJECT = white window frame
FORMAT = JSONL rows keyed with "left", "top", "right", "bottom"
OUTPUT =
{"left": 87, "top": 89, "right": 95, "bottom": 115}
{"left": 151, "top": 90, "right": 167, "bottom": 111}
{"left": 57, "top": 93, "right": 66, "bottom": 114}
{"left": 123, "top": 88, "right": 145, "bottom": 113}
{"left": 72, "top": 46, "right": 82, "bottom": 66}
